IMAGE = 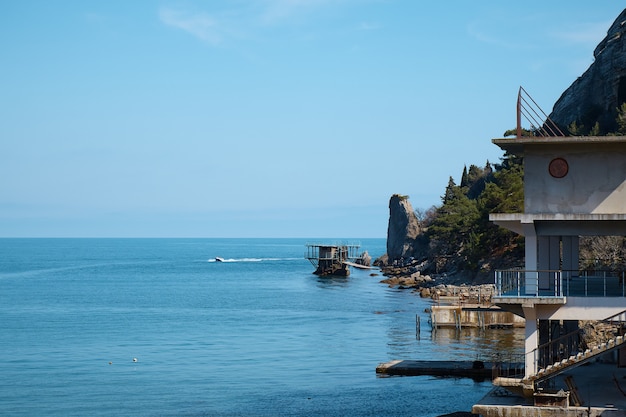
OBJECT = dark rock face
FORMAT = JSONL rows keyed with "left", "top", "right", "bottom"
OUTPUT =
{"left": 548, "top": 9, "right": 626, "bottom": 133}
{"left": 386, "top": 194, "right": 421, "bottom": 263}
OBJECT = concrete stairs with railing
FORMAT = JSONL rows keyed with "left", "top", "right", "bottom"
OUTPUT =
{"left": 523, "top": 334, "right": 626, "bottom": 384}
{"left": 494, "top": 333, "right": 626, "bottom": 396}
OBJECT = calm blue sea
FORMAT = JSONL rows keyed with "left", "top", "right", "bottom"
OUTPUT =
{"left": 0, "top": 238, "right": 523, "bottom": 417}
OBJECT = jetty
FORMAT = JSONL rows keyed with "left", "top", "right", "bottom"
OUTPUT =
{"left": 305, "top": 243, "right": 362, "bottom": 276}
{"left": 376, "top": 359, "right": 524, "bottom": 380}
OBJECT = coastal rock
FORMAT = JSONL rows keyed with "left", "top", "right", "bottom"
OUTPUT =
{"left": 548, "top": 8, "right": 626, "bottom": 133}
{"left": 379, "top": 273, "right": 433, "bottom": 289}
{"left": 385, "top": 194, "right": 422, "bottom": 264}
{"left": 430, "top": 284, "right": 496, "bottom": 304}
{"left": 355, "top": 251, "right": 372, "bottom": 266}
{"left": 580, "top": 320, "right": 619, "bottom": 347}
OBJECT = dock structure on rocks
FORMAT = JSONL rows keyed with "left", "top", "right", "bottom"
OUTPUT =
{"left": 305, "top": 243, "right": 361, "bottom": 276}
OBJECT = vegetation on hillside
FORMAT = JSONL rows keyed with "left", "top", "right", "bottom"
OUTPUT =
{"left": 512, "top": 101, "right": 626, "bottom": 137}
{"left": 418, "top": 152, "right": 525, "bottom": 277}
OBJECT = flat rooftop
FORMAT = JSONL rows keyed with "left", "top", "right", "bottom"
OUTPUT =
{"left": 493, "top": 135, "right": 626, "bottom": 154}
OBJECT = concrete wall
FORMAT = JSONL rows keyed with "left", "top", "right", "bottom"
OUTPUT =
{"left": 524, "top": 144, "right": 626, "bottom": 214}
{"left": 431, "top": 306, "right": 525, "bottom": 328}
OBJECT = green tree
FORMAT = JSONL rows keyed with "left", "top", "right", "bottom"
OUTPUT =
{"left": 477, "top": 155, "right": 524, "bottom": 251}
{"left": 419, "top": 153, "right": 525, "bottom": 277}
{"left": 465, "top": 163, "right": 489, "bottom": 200}
{"left": 428, "top": 178, "right": 481, "bottom": 269}
{"left": 460, "top": 166, "right": 469, "bottom": 188}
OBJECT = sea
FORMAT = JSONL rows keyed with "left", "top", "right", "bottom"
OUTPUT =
{"left": 0, "top": 238, "right": 524, "bottom": 417}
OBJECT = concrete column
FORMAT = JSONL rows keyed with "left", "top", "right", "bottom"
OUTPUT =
{"left": 523, "top": 223, "right": 538, "bottom": 271}
{"left": 537, "top": 236, "right": 551, "bottom": 293}
{"left": 545, "top": 237, "right": 561, "bottom": 293}
{"left": 522, "top": 223, "right": 538, "bottom": 296}
{"left": 522, "top": 306, "right": 538, "bottom": 378}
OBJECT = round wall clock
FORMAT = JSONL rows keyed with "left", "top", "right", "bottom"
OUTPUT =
{"left": 548, "top": 157, "right": 569, "bottom": 178}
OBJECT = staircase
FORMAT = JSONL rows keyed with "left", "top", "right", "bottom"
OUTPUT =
{"left": 524, "top": 333, "right": 626, "bottom": 384}
{"left": 494, "top": 310, "right": 626, "bottom": 393}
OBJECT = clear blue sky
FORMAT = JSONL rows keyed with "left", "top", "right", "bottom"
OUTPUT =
{"left": 1, "top": 1, "right": 624, "bottom": 238}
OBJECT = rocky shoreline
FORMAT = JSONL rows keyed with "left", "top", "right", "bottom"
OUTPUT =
{"left": 377, "top": 263, "right": 496, "bottom": 305}
{"left": 378, "top": 194, "right": 501, "bottom": 303}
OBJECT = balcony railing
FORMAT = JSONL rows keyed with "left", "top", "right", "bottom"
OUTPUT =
{"left": 495, "top": 270, "right": 626, "bottom": 298}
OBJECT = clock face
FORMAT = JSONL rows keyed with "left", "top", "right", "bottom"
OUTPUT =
{"left": 549, "top": 157, "right": 568, "bottom": 178}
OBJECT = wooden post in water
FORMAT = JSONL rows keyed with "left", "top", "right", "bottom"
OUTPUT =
{"left": 416, "top": 315, "right": 420, "bottom": 339}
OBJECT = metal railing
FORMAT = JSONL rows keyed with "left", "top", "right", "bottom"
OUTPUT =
{"left": 492, "top": 352, "right": 526, "bottom": 379}
{"left": 495, "top": 269, "right": 626, "bottom": 298}
{"left": 516, "top": 86, "right": 565, "bottom": 138}
{"left": 491, "top": 310, "right": 626, "bottom": 381}
{"left": 527, "top": 309, "right": 626, "bottom": 379}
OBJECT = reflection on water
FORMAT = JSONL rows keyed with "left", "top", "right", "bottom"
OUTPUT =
{"left": 380, "top": 293, "right": 526, "bottom": 363}
{"left": 315, "top": 276, "right": 351, "bottom": 289}
{"left": 431, "top": 326, "right": 525, "bottom": 361}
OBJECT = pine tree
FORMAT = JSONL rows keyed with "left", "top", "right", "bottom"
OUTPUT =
{"left": 428, "top": 178, "right": 481, "bottom": 268}
{"left": 460, "top": 166, "right": 469, "bottom": 188}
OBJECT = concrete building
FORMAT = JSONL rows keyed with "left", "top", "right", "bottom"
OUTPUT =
{"left": 472, "top": 135, "right": 626, "bottom": 416}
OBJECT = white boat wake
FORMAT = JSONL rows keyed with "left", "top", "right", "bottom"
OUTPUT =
{"left": 208, "top": 257, "right": 300, "bottom": 263}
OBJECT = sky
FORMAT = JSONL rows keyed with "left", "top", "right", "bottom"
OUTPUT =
{"left": 1, "top": 1, "right": 625, "bottom": 238}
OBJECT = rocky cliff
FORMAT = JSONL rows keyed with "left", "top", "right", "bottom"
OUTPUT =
{"left": 384, "top": 194, "right": 423, "bottom": 264}
{"left": 548, "top": 8, "right": 626, "bottom": 133}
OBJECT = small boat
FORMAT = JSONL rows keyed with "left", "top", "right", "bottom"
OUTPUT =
{"left": 215, "top": 257, "right": 225, "bottom": 262}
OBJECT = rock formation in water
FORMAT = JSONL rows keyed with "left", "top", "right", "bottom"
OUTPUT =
{"left": 548, "top": 8, "right": 626, "bottom": 133}
{"left": 385, "top": 194, "right": 422, "bottom": 264}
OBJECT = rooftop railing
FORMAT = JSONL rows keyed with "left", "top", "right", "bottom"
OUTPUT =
{"left": 495, "top": 270, "right": 626, "bottom": 298}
